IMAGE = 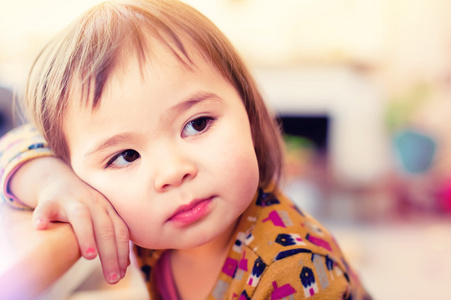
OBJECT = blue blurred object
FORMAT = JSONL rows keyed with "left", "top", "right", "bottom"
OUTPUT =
{"left": 394, "top": 129, "right": 436, "bottom": 174}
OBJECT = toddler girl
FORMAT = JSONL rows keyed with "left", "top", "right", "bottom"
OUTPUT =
{"left": 0, "top": 0, "right": 370, "bottom": 299}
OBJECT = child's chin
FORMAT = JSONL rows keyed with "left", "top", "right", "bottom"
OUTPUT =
{"left": 131, "top": 227, "right": 221, "bottom": 250}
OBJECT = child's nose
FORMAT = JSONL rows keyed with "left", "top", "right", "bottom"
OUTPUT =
{"left": 153, "top": 145, "right": 197, "bottom": 192}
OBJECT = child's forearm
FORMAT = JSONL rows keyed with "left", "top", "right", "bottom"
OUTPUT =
{"left": 9, "top": 156, "right": 70, "bottom": 208}
{"left": 0, "top": 123, "right": 54, "bottom": 209}
{"left": 0, "top": 204, "right": 80, "bottom": 299}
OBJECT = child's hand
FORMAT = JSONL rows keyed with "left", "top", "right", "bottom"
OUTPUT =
{"left": 9, "top": 157, "right": 130, "bottom": 284}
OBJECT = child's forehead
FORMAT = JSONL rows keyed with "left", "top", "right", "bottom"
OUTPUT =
{"left": 115, "top": 35, "right": 220, "bottom": 88}
{"left": 74, "top": 32, "right": 213, "bottom": 111}
{"left": 117, "top": 33, "right": 200, "bottom": 76}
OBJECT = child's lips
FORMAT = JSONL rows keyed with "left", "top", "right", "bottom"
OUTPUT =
{"left": 167, "top": 196, "right": 214, "bottom": 226}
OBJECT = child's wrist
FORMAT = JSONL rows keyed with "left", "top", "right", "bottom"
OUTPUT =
{"left": 9, "top": 156, "right": 67, "bottom": 208}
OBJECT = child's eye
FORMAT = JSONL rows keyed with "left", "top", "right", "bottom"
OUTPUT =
{"left": 106, "top": 149, "right": 140, "bottom": 168}
{"left": 182, "top": 117, "right": 214, "bottom": 137}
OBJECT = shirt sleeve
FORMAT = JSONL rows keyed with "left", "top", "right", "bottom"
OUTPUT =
{"left": 0, "top": 123, "right": 54, "bottom": 209}
{"left": 251, "top": 251, "right": 372, "bottom": 300}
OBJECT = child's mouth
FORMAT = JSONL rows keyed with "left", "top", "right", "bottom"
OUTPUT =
{"left": 167, "top": 196, "right": 214, "bottom": 226}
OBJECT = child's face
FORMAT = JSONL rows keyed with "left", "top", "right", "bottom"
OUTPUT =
{"left": 63, "top": 40, "right": 259, "bottom": 250}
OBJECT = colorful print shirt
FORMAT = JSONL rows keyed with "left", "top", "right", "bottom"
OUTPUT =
{"left": 0, "top": 124, "right": 371, "bottom": 299}
{"left": 135, "top": 188, "right": 371, "bottom": 299}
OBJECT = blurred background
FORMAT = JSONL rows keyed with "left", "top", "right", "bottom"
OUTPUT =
{"left": 1, "top": 0, "right": 451, "bottom": 299}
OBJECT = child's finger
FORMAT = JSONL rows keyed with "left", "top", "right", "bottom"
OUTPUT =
{"left": 66, "top": 203, "right": 98, "bottom": 260}
{"left": 91, "top": 208, "right": 121, "bottom": 284}
{"left": 32, "top": 200, "right": 61, "bottom": 230}
{"left": 109, "top": 210, "right": 130, "bottom": 279}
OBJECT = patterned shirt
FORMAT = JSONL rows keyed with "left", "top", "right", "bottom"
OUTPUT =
{"left": 135, "top": 188, "right": 371, "bottom": 299}
{"left": 0, "top": 124, "right": 371, "bottom": 299}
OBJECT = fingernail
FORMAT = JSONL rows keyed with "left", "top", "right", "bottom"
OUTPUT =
{"left": 108, "top": 273, "right": 119, "bottom": 283}
{"left": 86, "top": 248, "right": 96, "bottom": 257}
{"left": 120, "top": 270, "right": 125, "bottom": 278}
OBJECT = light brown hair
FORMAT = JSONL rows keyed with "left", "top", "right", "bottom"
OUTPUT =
{"left": 25, "top": 0, "right": 284, "bottom": 188}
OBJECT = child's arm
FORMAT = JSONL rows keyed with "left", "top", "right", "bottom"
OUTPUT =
{"left": 0, "top": 203, "right": 79, "bottom": 299}
{"left": 0, "top": 124, "right": 130, "bottom": 284}
{"left": 251, "top": 251, "right": 371, "bottom": 299}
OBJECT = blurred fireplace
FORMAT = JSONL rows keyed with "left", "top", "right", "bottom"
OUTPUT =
{"left": 278, "top": 115, "right": 330, "bottom": 155}
{"left": 277, "top": 114, "right": 331, "bottom": 217}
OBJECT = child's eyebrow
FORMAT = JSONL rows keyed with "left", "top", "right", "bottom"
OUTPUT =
{"left": 84, "top": 91, "right": 222, "bottom": 160}
{"left": 162, "top": 91, "right": 222, "bottom": 123}
{"left": 85, "top": 133, "right": 135, "bottom": 159}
